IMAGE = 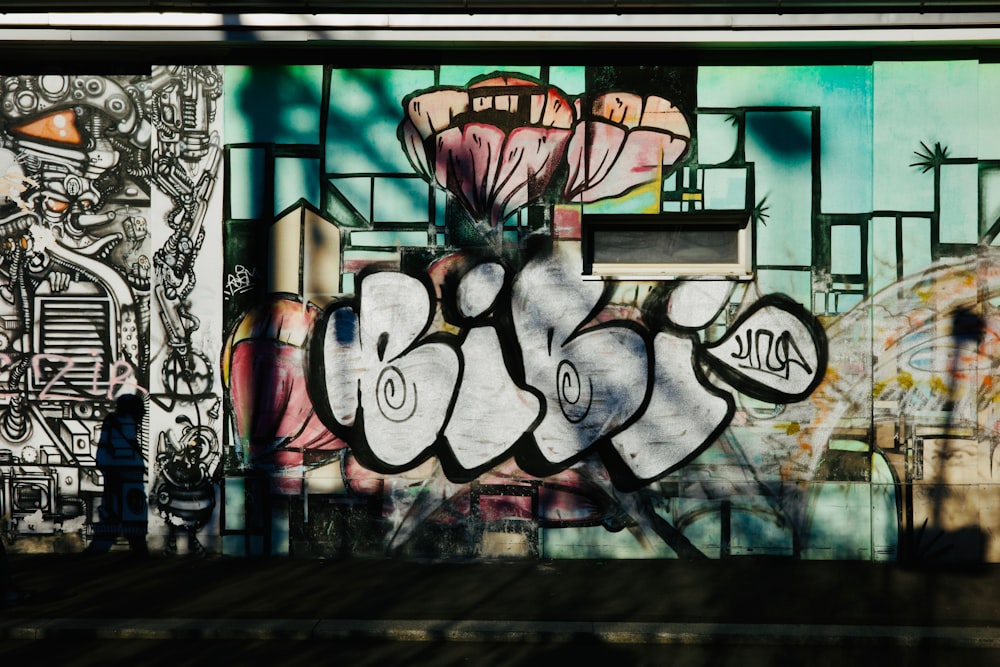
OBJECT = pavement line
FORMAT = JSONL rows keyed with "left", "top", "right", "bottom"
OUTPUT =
{"left": 2, "top": 619, "right": 999, "bottom": 646}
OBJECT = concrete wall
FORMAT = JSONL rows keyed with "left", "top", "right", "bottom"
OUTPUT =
{"left": 2, "top": 61, "right": 999, "bottom": 563}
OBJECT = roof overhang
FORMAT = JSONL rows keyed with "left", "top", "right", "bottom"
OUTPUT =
{"left": 3, "top": 11, "right": 1000, "bottom": 46}
{"left": 2, "top": 9, "right": 1000, "bottom": 65}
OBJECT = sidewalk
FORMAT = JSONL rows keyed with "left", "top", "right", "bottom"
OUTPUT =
{"left": 2, "top": 552, "right": 999, "bottom": 646}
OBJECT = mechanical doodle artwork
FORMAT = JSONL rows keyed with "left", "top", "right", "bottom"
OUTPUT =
{"left": 145, "top": 65, "right": 225, "bottom": 554}
{"left": 151, "top": 413, "right": 221, "bottom": 556}
{"left": 0, "top": 67, "right": 224, "bottom": 555}
{"left": 148, "top": 65, "right": 222, "bottom": 399}
{"left": 0, "top": 73, "right": 153, "bottom": 544}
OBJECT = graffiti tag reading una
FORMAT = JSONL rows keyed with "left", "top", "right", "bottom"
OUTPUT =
{"left": 730, "top": 328, "right": 816, "bottom": 381}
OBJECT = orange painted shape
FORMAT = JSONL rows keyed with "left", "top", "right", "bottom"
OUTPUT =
{"left": 11, "top": 109, "right": 82, "bottom": 145}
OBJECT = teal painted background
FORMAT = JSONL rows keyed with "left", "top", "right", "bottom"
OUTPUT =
{"left": 213, "top": 62, "right": 1000, "bottom": 563}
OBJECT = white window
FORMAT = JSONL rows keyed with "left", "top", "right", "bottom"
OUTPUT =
{"left": 582, "top": 214, "right": 752, "bottom": 280}
{"left": 582, "top": 164, "right": 754, "bottom": 280}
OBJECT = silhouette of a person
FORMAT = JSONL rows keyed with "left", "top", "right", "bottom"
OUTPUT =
{"left": 1, "top": 535, "right": 27, "bottom": 605}
{"left": 87, "top": 394, "right": 149, "bottom": 556}
{"left": 1, "top": 508, "right": 30, "bottom": 604}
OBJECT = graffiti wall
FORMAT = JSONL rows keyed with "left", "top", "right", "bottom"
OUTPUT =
{"left": 5, "top": 60, "right": 1000, "bottom": 563}
{"left": 0, "top": 68, "right": 224, "bottom": 555}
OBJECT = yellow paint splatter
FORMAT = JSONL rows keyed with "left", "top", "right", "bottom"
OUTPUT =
{"left": 897, "top": 372, "right": 914, "bottom": 391}
{"left": 776, "top": 422, "right": 801, "bottom": 435}
{"left": 929, "top": 375, "right": 949, "bottom": 395}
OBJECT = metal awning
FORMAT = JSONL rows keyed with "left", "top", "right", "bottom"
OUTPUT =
{"left": 1, "top": 6, "right": 1000, "bottom": 56}
{"left": 3, "top": 1, "right": 1000, "bottom": 11}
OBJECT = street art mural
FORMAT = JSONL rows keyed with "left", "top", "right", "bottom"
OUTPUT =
{"left": 145, "top": 66, "right": 224, "bottom": 556}
{"left": 6, "top": 60, "right": 1000, "bottom": 563}
{"left": 0, "top": 67, "right": 224, "bottom": 555}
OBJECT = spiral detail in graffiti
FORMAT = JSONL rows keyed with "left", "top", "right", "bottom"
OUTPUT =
{"left": 556, "top": 359, "right": 592, "bottom": 424}
{"left": 376, "top": 365, "right": 419, "bottom": 423}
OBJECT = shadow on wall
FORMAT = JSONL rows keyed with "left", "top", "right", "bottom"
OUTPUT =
{"left": 902, "top": 306, "right": 989, "bottom": 568}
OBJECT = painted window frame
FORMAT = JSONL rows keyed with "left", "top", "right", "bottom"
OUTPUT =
{"left": 581, "top": 211, "right": 754, "bottom": 281}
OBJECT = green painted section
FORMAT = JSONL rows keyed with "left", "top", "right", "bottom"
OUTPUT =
{"left": 699, "top": 65, "right": 873, "bottom": 215}
{"left": 275, "top": 156, "right": 320, "bottom": 213}
{"left": 225, "top": 65, "right": 325, "bottom": 145}
{"left": 873, "top": 61, "right": 978, "bottom": 213}
{"left": 326, "top": 68, "right": 436, "bottom": 174}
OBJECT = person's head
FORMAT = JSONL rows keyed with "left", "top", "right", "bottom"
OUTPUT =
{"left": 115, "top": 393, "right": 145, "bottom": 420}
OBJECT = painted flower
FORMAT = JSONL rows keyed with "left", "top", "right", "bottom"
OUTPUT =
{"left": 399, "top": 73, "right": 575, "bottom": 228}
{"left": 399, "top": 73, "right": 693, "bottom": 227}
{"left": 563, "top": 92, "right": 691, "bottom": 203}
